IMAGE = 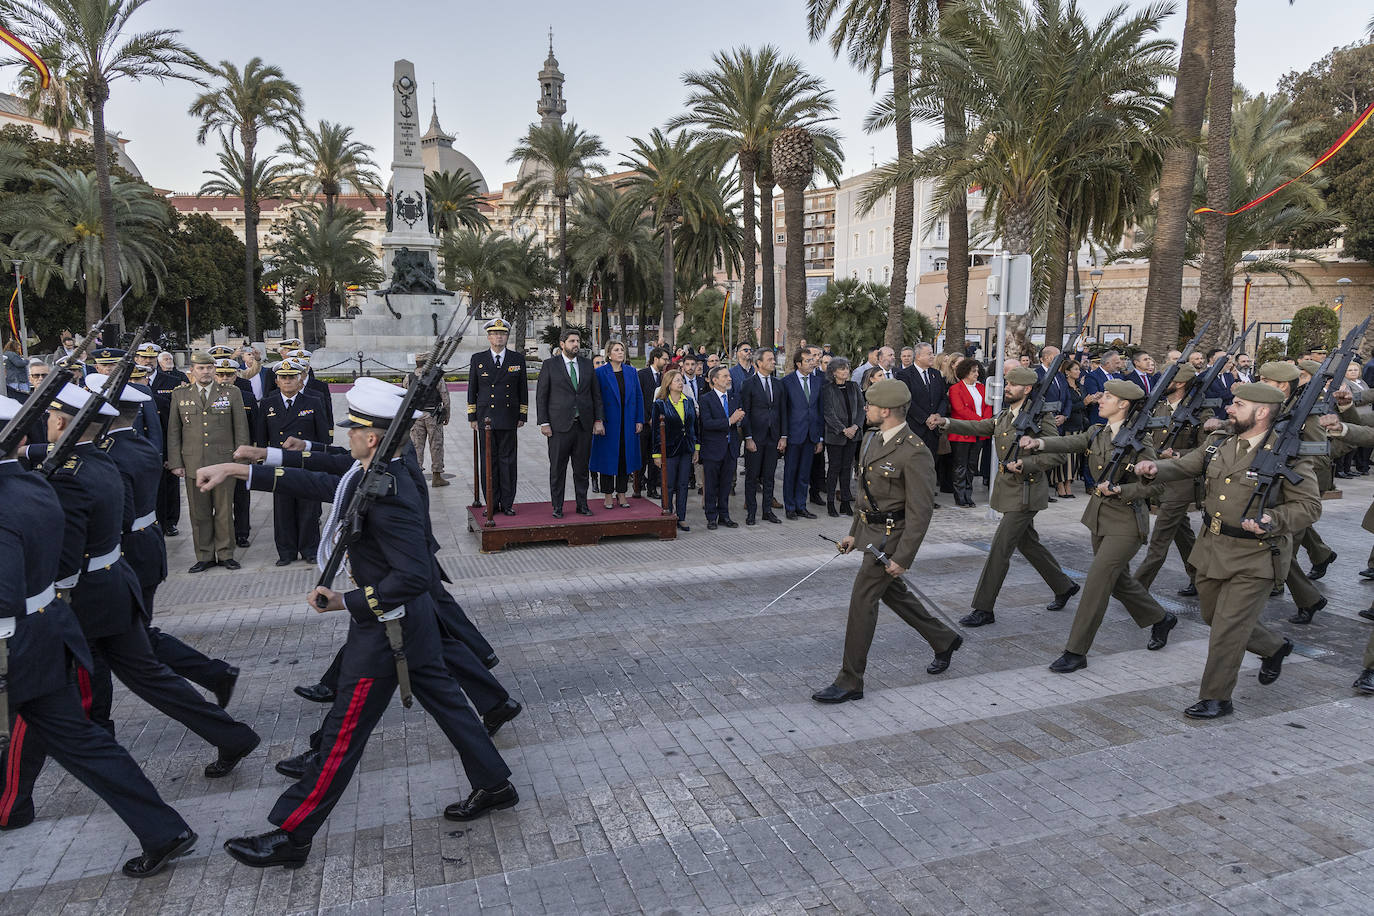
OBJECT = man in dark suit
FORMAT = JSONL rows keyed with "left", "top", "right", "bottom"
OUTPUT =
{"left": 212, "top": 350, "right": 260, "bottom": 549}
{"left": 896, "top": 342, "right": 947, "bottom": 455}
{"left": 808, "top": 347, "right": 829, "bottom": 505}
{"left": 728, "top": 342, "right": 755, "bottom": 394}
{"left": 145, "top": 346, "right": 187, "bottom": 536}
{"left": 781, "top": 347, "right": 824, "bottom": 519}
{"left": 1204, "top": 347, "right": 1237, "bottom": 417}
{"left": 1082, "top": 349, "right": 1121, "bottom": 428}
{"left": 699, "top": 365, "right": 744, "bottom": 529}
{"left": 467, "top": 318, "right": 528, "bottom": 515}
{"left": 1125, "top": 351, "right": 1158, "bottom": 396}
{"left": 259, "top": 359, "right": 330, "bottom": 564}
{"left": 637, "top": 347, "right": 670, "bottom": 499}
{"left": 741, "top": 347, "right": 787, "bottom": 525}
{"left": 536, "top": 328, "right": 604, "bottom": 518}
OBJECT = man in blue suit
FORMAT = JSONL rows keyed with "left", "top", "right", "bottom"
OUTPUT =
{"left": 1080, "top": 349, "right": 1123, "bottom": 491}
{"left": 781, "top": 347, "right": 824, "bottom": 519}
{"left": 698, "top": 365, "right": 744, "bottom": 529}
{"left": 1203, "top": 348, "right": 1237, "bottom": 417}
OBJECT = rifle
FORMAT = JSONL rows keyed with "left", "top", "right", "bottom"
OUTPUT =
{"left": 1242, "top": 316, "right": 1371, "bottom": 526}
{"left": 1001, "top": 315, "right": 1090, "bottom": 470}
{"left": 1314, "top": 325, "right": 1368, "bottom": 417}
{"left": 1099, "top": 320, "right": 1211, "bottom": 486}
{"left": 0, "top": 295, "right": 126, "bottom": 457}
{"left": 38, "top": 303, "right": 155, "bottom": 479}
{"left": 313, "top": 296, "right": 475, "bottom": 707}
{"left": 1160, "top": 322, "right": 1256, "bottom": 452}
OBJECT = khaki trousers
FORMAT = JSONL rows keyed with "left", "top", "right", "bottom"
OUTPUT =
{"left": 1134, "top": 498, "right": 1197, "bottom": 589}
{"left": 410, "top": 416, "right": 445, "bottom": 476}
{"left": 1065, "top": 534, "right": 1167, "bottom": 656}
{"left": 1194, "top": 571, "right": 1286, "bottom": 700}
{"left": 1300, "top": 527, "right": 1335, "bottom": 566}
{"left": 185, "top": 475, "right": 235, "bottom": 562}
{"left": 1286, "top": 558, "right": 1323, "bottom": 610}
{"left": 1363, "top": 627, "right": 1374, "bottom": 670}
{"left": 836, "top": 556, "right": 958, "bottom": 692}
{"left": 971, "top": 509, "right": 1073, "bottom": 611}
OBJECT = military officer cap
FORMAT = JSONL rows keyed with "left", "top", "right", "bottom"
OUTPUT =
{"left": 484, "top": 318, "right": 511, "bottom": 334}
{"left": 51, "top": 381, "right": 118, "bottom": 418}
{"left": 1005, "top": 367, "right": 1039, "bottom": 386}
{"left": 54, "top": 356, "right": 85, "bottom": 373}
{"left": 1258, "top": 360, "right": 1299, "bottom": 382}
{"left": 1173, "top": 364, "right": 1197, "bottom": 384}
{"left": 130, "top": 364, "right": 151, "bottom": 380}
{"left": 353, "top": 376, "right": 407, "bottom": 397}
{"left": 91, "top": 347, "right": 125, "bottom": 365}
{"left": 1104, "top": 379, "right": 1145, "bottom": 401}
{"left": 284, "top": 348, "right": 311, "bottom": 363}
{"left": 864, "top": 378, "right": 911, "bottom": 408}
{"left": 278, "top": 337, "right": 304, "bottom": 351}
{"left": 84, "top": 371, "right": 151, "bottom": 404}
{"left": 0, "top": 393, "right": 20, "bottom": 422}
{"left": 135, "top": 342, "right": 162, "bottom": 357}
{"left": 213, "top": 358, "right": 239, "bottom": 372}
{"left": 207, "top": 345, "right": 237, "bottom": 360}
{"left": 273, "top": 358, "right": 305, "bottom": 377}
{"left": 1234, "top": 381, "right": 1285, "bottom": 404}
{"left": 190, "top": 352, "right": 214, "bottom": 365}
{"left": 1297, "top": 359, "right": 1322, "bottom": 375}
{"left": 338, "top": 385, "right": 421, "bottom": 429}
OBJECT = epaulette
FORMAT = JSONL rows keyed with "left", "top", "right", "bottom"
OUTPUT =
{"left": 57, "top": 456, "right": 82, "bottom": 475}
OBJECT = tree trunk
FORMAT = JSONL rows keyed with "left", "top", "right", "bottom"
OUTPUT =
{"left": 1070, "top": 234, "right": 1083, "bottom": 343}
{"left": 885, "top": 0, "right": 915, "bottom": 351}
{"left": 559, "top": 194, "right": 568, "bottom": 332}
{"left": 242, "top": 131, "right": 260, "bottom": 343}
{"left": 661, "top": 218, "right": 675, "bottom": 348}
{"left": 1141, "top": 0, "right": 1215, "bottom": 359}
{"left": 1001, "top": 202, "right": 1035, "bottom": 355}
{"left": 83, "top": 275, "right": 100, "bottom": 336}
{"left": 782, "top": 181, "right": 807, "bottom": 348}
{"left": 941, "top": 100, "right": 970, "bottom": 355}
{"left": 617, "top": 257, "right": 629, "bottom": 346}
{"left": 88, "top": 90, "right": 124, "bottom": 334}
{"left": 1195, "top": 0, "right": 1236, "bottom": 353}
{"left": 737, "top": 152, "right": 758, "bottom": 344}
{"left": 1045, "top": 214, "right": 1071, "bottom": 349}
{"left": 637, "top": 297, "right": 647, "bottom": 358}
{"left": 758, "top": 175, "right": 777, "bottom": 349}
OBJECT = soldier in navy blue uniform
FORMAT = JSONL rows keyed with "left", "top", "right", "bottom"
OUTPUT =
{"left": 467, "top": 318, "right": 527, "bottom": 514}
{"left": 259, "top": 359, "right": 329, "bottom": 565}
{"left": 282, "top": 347, "right": 335, "bottom": 428}
{"left": 142, "top": 343, "right": 187, "bottom": 536}
{"left": 0, "top": 395, "right": 197, "bottom": 876}
{"left": 204, "top": 385, "right": 517, "bottom": 868}
{"left": 92, "top": 347, "right": 161, "bottom": 450}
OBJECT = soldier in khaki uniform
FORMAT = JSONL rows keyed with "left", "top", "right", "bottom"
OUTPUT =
{"left": 812, "top": 379, "right": 962, "bottom": 704}
{"left": 1018, "top": 380, "right": 1176, "bottom": 673}
{"left": 1135, "top": 383, "right": 1321, "bottom": 719}
{"left": 1134, "top": 364, "right": 1201, "bottom": 593}
{"left": 167, "top": 352, "right": 250, "bottom": 572}
{"left": 929, "top": 366, "right": 1078, "bottom": 627}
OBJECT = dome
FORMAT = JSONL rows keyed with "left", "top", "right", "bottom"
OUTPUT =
{"left": 420, "top": 102, "right": 488, "bottom": 193}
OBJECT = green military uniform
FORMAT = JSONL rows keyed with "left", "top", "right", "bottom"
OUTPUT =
{"left": 1033, "top": 381, "right": 1170, "bottom": 661}
{"left": 942, "top": 368, "right": 1075, "bottom": 618}
{"left": 830, "top": 381, "right": 959, "bottom": 694}
{"left": 1322, "top": 411, "right": 1374, "bottom": 674}
{"left": 167, "top": 368, "right": 250, "bottom": 562}
{"left": 1134, "top": 369, "right": 1200, "bottom": 590}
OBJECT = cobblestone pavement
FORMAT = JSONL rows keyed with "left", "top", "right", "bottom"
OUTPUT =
{"left": 6, "top": 408, "right": 1374, "bottom": 914}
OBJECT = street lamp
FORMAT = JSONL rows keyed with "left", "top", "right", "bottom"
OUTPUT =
{"left": 10, "top": 260, "right": 27, "bottom": 358}
{"left": 1085, "top": 269, "right": 1103, "bottom": 344}
{"left": 1241, "top": 254, "right": 1259, "bottom": 341}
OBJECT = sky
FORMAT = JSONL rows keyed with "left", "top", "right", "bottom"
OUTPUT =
{"left": 10, "top": 0, "right": 1367, "bottom": 193}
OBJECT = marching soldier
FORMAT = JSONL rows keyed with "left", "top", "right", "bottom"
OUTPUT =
{"left": 811, "top": 379, "right": 962, "bottom": 704}
{"left": 1134, "top": 364, "right": 1201, "bottom": 594}
{"left": 0, "top": 394, "right": 198, "bottom": 876}
{"left": 1018, "top": 380, "right": 1178, "bottom": 673}
{"left": 929, "top": 366, "right": 1079, "bottom": 627}
{"left": 92, "top": 347, "right": 160, "bottom": 448}
{"left": 167, "top": 353, "right": 250, "bottom": 572}
{"left": 259, "top": 358, "right": 329, "bottom": 565}
{"left": 143, "top": 343, "right": 187, "bottom": 536}
{"left": 467, "top": 318, "right": 527, "bottom": 514}
{"left": 1134, "top": 383, "right": 1320, "bottom": 719}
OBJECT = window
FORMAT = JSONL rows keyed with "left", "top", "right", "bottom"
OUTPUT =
{"left": 933, "top": 258, "right": 948, "bottom": 271}
{"left": 868, "top": 229, "right": 875, "bottom": 254}
{"left": 936, "top": 220, "right": 946, "bottom": 241}
{"left": 866, "top": 268, "right": 873, "bottom": 282}
{"left": 853, "top": 233, "right": 860, "bottom": 255}
{"left": 883, "top": 266, "right": 890, "bottom": 282}
{"left": 776, "top": 233, "right": 785, "bottom": 244}
{"left": 885, "top": 227, "right": 892, "bottom": 252}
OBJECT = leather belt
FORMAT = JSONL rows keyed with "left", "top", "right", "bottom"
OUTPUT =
{"left": 131, "top": 510, "right": 157, "bottom": 531}
{"left": 1207, "top": 517, "right": 1260, "bottom": 539}
{"left": 85, "top": 545, "right": 122, "bottom": 571}
{"left": 26, "top": 584, "right": 55, "bottom": 615}
{"left": 860, "top": 509, "right": 905, "bottom": 525}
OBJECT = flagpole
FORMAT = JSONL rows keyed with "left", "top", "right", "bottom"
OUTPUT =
{"left": 10, "top": 261, "right": 26, "bottom": 358}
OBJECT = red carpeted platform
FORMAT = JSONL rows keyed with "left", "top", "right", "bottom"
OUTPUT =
{"left": 466, "top": 497, "right": 677, "bottom": 552}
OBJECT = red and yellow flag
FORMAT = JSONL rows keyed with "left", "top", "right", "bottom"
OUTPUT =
{"left": 719, "top": 290, "right": 730, "bottom": 345}
{"left": 0, "top": 26, "right": 50, "bottom": 89}
{"left": 1197, "top": 100, "right": 1374, "bottom": 217}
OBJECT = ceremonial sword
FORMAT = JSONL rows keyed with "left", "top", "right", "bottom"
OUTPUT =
{"left": 818, "top": 535, "right": 964, "bottom": 633}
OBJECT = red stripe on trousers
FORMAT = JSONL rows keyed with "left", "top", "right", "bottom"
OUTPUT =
{"left": 76, "top": 667, "right": 92, "bottom": 717}
{"left": 280, "top": 677, "right": 374, "bottom": 833}
{"left": 0, "top": 717, "right": 29, "bottom": 823}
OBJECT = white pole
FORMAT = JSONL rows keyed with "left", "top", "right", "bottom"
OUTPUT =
{"left": 986, "top": 250, "right": 1009, "bottom": 521}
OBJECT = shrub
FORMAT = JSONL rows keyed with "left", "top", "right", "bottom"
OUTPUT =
{"left": 1286, "top": 305, "right": 1339, "bottom": 359}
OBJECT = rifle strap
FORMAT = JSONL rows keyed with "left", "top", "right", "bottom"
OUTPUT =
{"left": 1200, "top": 435, "right": 1226, "bottom": 477}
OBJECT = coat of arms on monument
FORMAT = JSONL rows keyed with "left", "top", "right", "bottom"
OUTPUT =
{"left": 394, "top": 190, "right": 425, "bottom": 228}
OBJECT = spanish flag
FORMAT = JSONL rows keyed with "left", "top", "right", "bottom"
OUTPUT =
{"left": 0, "top": 26, "right": 50, "bottom": 89}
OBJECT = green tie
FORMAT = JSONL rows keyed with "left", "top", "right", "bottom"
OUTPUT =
{"left": 569, "top": 359, "right": 578, "bottom": 388}
{"left": 802, "top": 375, "right": 810, "bottom": 400}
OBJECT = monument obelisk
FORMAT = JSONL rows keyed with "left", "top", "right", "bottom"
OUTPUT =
{"left": 379, "top": 60, "right": 440, "bottom": 278}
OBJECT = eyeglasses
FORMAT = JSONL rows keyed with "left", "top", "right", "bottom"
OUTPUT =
{"left": 29, "top": 372, "right": 48, "bottom": 380}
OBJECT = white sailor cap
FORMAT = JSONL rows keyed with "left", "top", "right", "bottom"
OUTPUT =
{"left": 135, "top": 342, "right": 162, "bottom": 357}
{"left": 84, "top": 372, "right": 151, "bottom": 404}
{"left": 0, "top": 394, "right": 21, "bottom": 422}
{"left": 51, "top": 382, "right": 118, "bottom": 418}
{"left": 338, "top": 385, "right": 421, "bottom": 429}
{"left": 352, "top": 376, "right": 407, "bottom": 397}
{"left": 213, "top": 358, "right": 239, "bottom": 372}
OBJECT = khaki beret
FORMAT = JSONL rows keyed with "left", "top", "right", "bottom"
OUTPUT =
{"left": 1297, "top": 359, "right": 1321, "bottom": 375}
{"left": 1005, "top": 367, "right": 1039, "bottom": 385}
{"left": 189, "top": 352, "right": 214, "bottom": 365}
{"left": 864, "top": 378, "right": 911, "bottom": 408}
{"left": 1172, "top": 364, "right": 1197, "bottom": 384}
{"left": 1259, "top": 361, "right": 1299, "bottom": 382}
{"left": 1233, "top": 382, "right": 1285, "bottom": 404}
{"left": 1104, "top": 379, "right": 1145, "bottom": 401}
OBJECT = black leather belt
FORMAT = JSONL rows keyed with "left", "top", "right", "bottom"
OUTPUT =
{"left": 1207, "top": 517, "right": 1259, "bottom": 539}
{"left": 860, "top": 509, "right": 905, "bottom": 525}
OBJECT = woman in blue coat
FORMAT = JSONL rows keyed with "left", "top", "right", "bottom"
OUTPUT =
{"left": 590, "top": 340, "right": 643, "bottom": 508}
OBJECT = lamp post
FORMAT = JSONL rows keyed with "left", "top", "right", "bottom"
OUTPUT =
{"left": 10, "top": 260, "right": 27, "bottom": 358}
{"left": 1240, "top": 254, "right": 1259, "bottom": 346}
{"left": 1086, "top": 269, "right": 1103, "bottom": 346}
{"left": 1337, "top": 275, "right": 1352, "bottom": 319}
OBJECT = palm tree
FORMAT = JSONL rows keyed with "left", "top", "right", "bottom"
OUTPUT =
{"left": 13, "top": 40, "right": 87, "bottom": 142}
{"left": 278, "top": 120, "right": 382, "bottom": 216}
{"left": 568, "top": 184, "right": 657, "bottom": 346}
{"left": 771, "top": 127, "right": 815, "bottom": 347}
{"left": 507, "top": 120, "right": 608, "bottom": 329}
{"left": 1194, "top": 0, "right": 1237, "bottom": 352}
{"left": 0, "top": 140, "right": 44, "bottom": 255}
{"left": 500, "top": 236, "right": 555, "bottom": 352}
{"left": 265, "top": 202, "right": 380, "bottom": 342}
{"left": 425, "top": 169, "right": 490, "bottom": 236}
{"left": 669, "top": 45, "right": 840, "bottom": 345}
{"left": 188, "top": 56, "right": 303, "bottom": 342}
{"left": 440, "top": 229, "right": 523, "bottom": 318}
{"left": 14, "top": 166, "right": 169, "bottom": 326}
{"left": 0, "top": 0, "right": 205, "bottom": 326}
{"left": 197, "top": 141, "right": 292, "bottom": 249}
{"left": 756, "top": 157, "right": 778, "bottom": 345}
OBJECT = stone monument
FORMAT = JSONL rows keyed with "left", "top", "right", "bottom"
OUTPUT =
{"left": 311, "top": 60, "right": 479, "bottom": 375}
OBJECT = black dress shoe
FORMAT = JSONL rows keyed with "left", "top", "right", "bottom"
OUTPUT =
{"left": 483, "top": 698, "right": 523, "bottom": 737}
{"left": 1309, "top": 552, "right": 1336, "bottom": 580}
{"left": 275, "top": 749, "right": 318, "bottom": 780}
{"left": 745, "top": 515, "right": 756, "bottom": 526}
{"left": 1289, "top": 596, "right": 1326, "bottom": 625}
{"left": 1184, "top": 699, "right": 1233, "bottom": 719}
{"left": 959, "top": 609, "right": 996, "bottom": 627}
{"left": 1047, "top": 496, "right": 1058, "bottom": 503}
{"left": 501, "top": 507, "right": 517, "bottom": 516}
{"left": 293, "top": 683, "right": 335, "bottom": 703}
{"left": 811, "top": 684, "right": 863, "bottom": 704}
{"left": 236, "top": 536, "right": 251, "bottom": 548}
{"left": 1360, "top": 567, "right": 1374, "bottom": 580}
{"left": 575, "top": 504, "right": 593, "bottom": 516}
{"left": 763, "top": 513, "right": 782, "bottom": 524}
{"left": 785, "top": 511, "right": 798, "bottom": 520}
{"left": 123, "top": 829, "right": 197, "bottom": 877}
{"left": 301, "top": 554, "right": 316, "bottom": 564}
{"left": 1147, "top": 613, "right": 1177, "bottom": 651}
{"left": 1049, "top": 651, "right": 1087, "bottom": 674}
{"left": 483, "top": 653, "right": 499, "bottom": 670}
{"left": 1360, "top": 607, "right": 1374, "bottom": 622}
{"left": 720, "top": 518, "right": 739, "bottom": 528}
{"left": 275, "top": 558, "right": 293, "bottom": 567}
{"left": 840, "top": 502, "right": 853, "bottom": 516}
{"left": 444, "top": 781, "right": 519, "bottom": 821}
{"left": 187, "top": 560, "right": 216, "bottom": 574}
{"left": 214, "top": 666, "right": 240, "bottom": 709}
{"left": 164, "top": 524, "right": 178, "bottom": 537}
{"left": 810, "top": 494, "right": 825, "bottom": 506}
{"left": 1047, "top": 583, "right": 1080, "bottom": 611}
{"left": 205, "top": 733, "right": 260, "bottom": 778}
{"left": 798, "top": 509, "right": 818, "bottom": 520}
{"left": 677, "top": 522, "right": 690, "bottom": 532}
{"left": 707, "top": 521, "right": 718, "bottom": 530}
{"left": 551, "top": 506, "right": 564, "bottom": 518}
{"left": 1177, "top": 582, "right": 1198, "bottom": 597}
{"left": 223, "top": 829, "right": 311, "bottom": 869}
{"left": 222, "top": 558, "right": 241, "bottom": 571}
{"left": 827, "top": 504, "right": 839, "bottom": 518}
{"left": 1354, "top": 669, "right": 1374, "bottom": 693}
{"left": 1258, "top": 639, "right": 1293, "bottom": 685}
{"left": 1270, "top": 582, "right": 1284, "bottom": 597}
{"left": 927, "top": 635, "right": 963, "bottom": 675}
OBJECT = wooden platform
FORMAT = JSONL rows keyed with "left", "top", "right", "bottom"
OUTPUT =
{"left": 466, "top": 497, "right": 678, "bottom": 552}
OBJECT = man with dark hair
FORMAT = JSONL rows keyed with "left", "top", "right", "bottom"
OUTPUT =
{"left": 1204, "top": 348, "right": 1237, "bottom": 416}
{"left": 781, "top": 347, "right": 824, "bottom": 519}
{"left": 853, "top": 347, "right": 881, "bottom": 387}
{"left": 637, "top": 347, "right": 670, "bottom": 499}
{"left": 742, "top": 347, "right": 786, "bottom": 525}
{"left": 467, "top": 318, "right": 527, "bottom": 515}
{"left": 699, "top": 365, "right": 744, "bottom": 529}
{"left": 537, "top": 328, "right": 603, "bottom": 518}
{"left": 1125, "top": 351, "right": 1158, "bottom": 395}
{"left": 729, "top": 341, "right": 755, "bottom": 394}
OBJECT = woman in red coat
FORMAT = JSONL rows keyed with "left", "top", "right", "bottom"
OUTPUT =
{"left": 947, "top": 357, "right": 993, "bottom": 507}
